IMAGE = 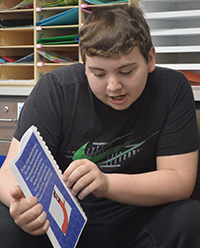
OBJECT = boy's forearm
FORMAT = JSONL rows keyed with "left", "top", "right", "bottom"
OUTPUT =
{"left": 104, "top": 151, "right": 197, "bottom": 206}
{"left": 0, "top": 137, "right": 20, "bottom": 207}
{"left": 0, "top": 163, "right": 19, "bottom": 207}
{"left": 105, "top": 170, "right": 194, "bottom": 207}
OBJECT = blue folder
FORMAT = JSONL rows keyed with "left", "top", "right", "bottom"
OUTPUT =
{"left": 35, "top": 7, "right": 78, "bottom": 26}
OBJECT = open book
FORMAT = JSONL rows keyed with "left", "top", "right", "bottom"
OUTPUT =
{"left": 10, "top": 125, "right": 87, "bottom": 248}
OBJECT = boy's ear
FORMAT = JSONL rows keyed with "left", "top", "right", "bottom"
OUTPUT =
{"left": 148, "top": 46, "right": 156, "bottom": 73}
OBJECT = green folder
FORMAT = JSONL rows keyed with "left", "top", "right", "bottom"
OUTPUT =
{"left": 37, "top": 34, "right": 78, "bottom": 45}
{"left": 39, "top": 40, "right": 78, "bottom": 45}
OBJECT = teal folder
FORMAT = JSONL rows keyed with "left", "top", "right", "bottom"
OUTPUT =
{"left": 35, "top": 7, "right": 78, "bottom": 26}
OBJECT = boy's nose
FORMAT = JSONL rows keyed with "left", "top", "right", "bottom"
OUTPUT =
{"left": 107, "top": 76, "right": 122, "bottom": 91}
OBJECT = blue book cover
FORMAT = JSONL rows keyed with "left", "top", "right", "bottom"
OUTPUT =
{"left": 10, "top": 125, "right": 87, "bottom": 248}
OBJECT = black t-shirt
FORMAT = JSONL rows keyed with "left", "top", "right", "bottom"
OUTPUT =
{"left": 14, "top": 63, "right": 198, "bottom": 223}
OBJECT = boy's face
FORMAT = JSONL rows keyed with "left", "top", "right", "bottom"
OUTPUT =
{"left": 85, "top": 46, "right": 155, "bottom": 111}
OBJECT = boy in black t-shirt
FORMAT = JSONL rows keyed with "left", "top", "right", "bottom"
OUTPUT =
{"left": 0, "top": 4, "right": 200, "bottom": 248}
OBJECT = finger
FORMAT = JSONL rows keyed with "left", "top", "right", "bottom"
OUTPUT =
{"left": 12, "top": 203, "right": 49, "bottom": 235}
{"left": 77, "top": 180, "right": 97, "bottom": 200}
{"left": 19, "top": 203, "right": 44, "bottom": 225}
{"left": 71, "top": 172, "right": 94, "bottom": 197}
{"left": 10, "top": 196, "right": 38, "bottom": 219}
{"left": 77, "top": 173, "right": 108, "bottom": 200}
{"left": 23, "top": 210, "right": 49, "bottom": 234}
{"left": 30, "top": 219, "right": 50, "bottom": 236}
{"left": 63, "top": 159, "right": 87, "bottom": 180}
{"left": 67, "top": 164, "right": 91, "bottom": 188}
{"left": 10, "top": 185, "right": 24, "bottom": 200}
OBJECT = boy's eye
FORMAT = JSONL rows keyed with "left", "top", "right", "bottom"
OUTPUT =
{"left": 120, "top": 70, "right": 132, "bottom": 75}
{"left": 94, "top": 73, "right": 105, "bottom": 77}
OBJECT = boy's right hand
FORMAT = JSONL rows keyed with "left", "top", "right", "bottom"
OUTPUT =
{"left": 9, "top": 185, "right": 50, "bottom": 236}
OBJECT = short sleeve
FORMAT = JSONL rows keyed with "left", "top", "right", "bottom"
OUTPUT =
{"left": 14, "top": 72, "right": 65, "bottom": 156}
{"left": 156, "top": 74, "right": 199, "bottom": 156}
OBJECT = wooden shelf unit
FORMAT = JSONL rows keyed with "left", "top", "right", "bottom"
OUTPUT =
{"left": 0, "top": 2, "right": 34, "bottom": 88}
{"left": 34, "top": 2, "right": 80, "bottom": 81}
{"left": 0, "top": 0, "right": 140, "bottom": 89}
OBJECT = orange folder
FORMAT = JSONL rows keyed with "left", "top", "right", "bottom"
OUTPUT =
{"left": 179, "top": 70, "right": 200, "bottom": 85}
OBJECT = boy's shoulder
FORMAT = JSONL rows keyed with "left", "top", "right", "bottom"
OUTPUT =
{"left": 150, "top": 66, "right": 189, "bottom": 88}
{"left": 52, "top": 62, "right": 85, "bottom": 76}
{"left": 153, "top": 66, "right": 185, "bottom": 78}
{"left": 44, "top": 63, "right": 87, "bottom": 86}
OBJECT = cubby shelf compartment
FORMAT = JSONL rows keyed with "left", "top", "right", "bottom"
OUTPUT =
{"left": 0, "top": 5, "right": 34, "bottom": 88}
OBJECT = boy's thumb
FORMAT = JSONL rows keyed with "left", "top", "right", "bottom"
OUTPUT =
{"left": 10, "top": 185, "right": 24, "bottom": 199}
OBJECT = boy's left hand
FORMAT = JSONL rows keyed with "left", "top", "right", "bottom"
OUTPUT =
{"left": 62, "top": 159, "right": 109, "bottom": 200}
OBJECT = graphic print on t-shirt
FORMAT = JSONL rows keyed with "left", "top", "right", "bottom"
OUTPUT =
{"left": 73, "top": 130, "right": 159, "bottom": 169}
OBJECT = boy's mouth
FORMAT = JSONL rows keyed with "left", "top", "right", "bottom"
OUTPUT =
{"left": 111, "top": 95, "right": 125, "bottom": 100}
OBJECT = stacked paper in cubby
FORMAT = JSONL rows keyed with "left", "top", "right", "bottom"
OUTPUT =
{"left": 37, "top": 50, "right": 78, "bottom": 63}
{"left": 0, "top": 0, "right": 33, "bottom": 10}
{"left": 0, "top": 54, "right": 34, "bottom": 64}
{"left": 39, "top": 0, "right": 78, "bottom": 7}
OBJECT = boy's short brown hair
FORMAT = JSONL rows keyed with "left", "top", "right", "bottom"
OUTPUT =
{"left": 79, "top": 4, "right": 153, "bottom": 63}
